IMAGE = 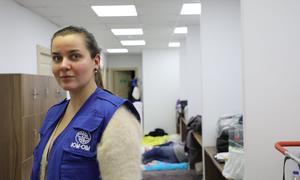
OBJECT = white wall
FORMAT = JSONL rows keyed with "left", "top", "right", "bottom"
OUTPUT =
{"left": 179, "top": 40, "right": 187, "bottom": 98}
{"left": 106, "top": 54, "right": 142, "bottom": 71}
{"left": 242, "top": 0, "right": 300, "bottom": 179}
{"left": 200, "top": 0, "right": 243, "bottom": 147}
{"left": 143, "top": 49, "right": 180, "bottom": 134}
{"left": 180, "top": 25, "right": 202, "bottom": 120}
{"left": 0, "top": 0, "right": 57, "bottom": 74}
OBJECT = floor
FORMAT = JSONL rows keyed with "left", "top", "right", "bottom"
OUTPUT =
{"left": 143, "top": 170, "right": 202, "bottom": 180}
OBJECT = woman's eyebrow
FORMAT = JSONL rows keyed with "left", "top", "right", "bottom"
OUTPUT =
{"left": 51, "top": 52, "right": 60, "bottom": 55}
{"left": 69, "top": 49, "right": 80, "bottom": 53}
{"left": 51, "top": 49, "right": 80, "bottom": 55}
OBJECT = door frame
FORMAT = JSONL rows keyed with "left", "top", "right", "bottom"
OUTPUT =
{"left": 108, "top": 67, "right": 138, "bottom": 94}
{"left": 36, "top": 44, "right": 52, "bottom": 76}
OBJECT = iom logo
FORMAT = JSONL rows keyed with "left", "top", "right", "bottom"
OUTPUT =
{"left": 75, "top": 131, "right": 91, "bottom": 145}
{"left": 70, "top": 130, "right": 91, "bottom": 151}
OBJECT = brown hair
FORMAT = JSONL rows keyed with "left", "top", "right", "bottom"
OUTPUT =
{"left": 51, "top": 26, "right": 103, "bottom": 88}
{"left": 94, "top": 69, "right": 103, "bottom": 88}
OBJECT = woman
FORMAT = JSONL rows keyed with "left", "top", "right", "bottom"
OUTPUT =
{"left": 31, "top": 26, "right": 142, "bottom": 180}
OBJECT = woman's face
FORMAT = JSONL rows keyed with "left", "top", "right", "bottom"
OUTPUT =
{"left": 51, "top": 33, "right": 99, "bottom": 92}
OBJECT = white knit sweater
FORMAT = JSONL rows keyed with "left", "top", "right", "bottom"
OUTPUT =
{"left": 98, "top": 106, "right": 142, "bottom": 180}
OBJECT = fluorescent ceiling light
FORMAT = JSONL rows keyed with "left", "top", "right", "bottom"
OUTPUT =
{"left": 180, "top": 3, "right": 201, "bottom": 15}
{"left": 168, "top": 42, "right": 180, "bottom": 47}
{"left": 91, "top": 5, "right": 137, "bottom": 17}
{"left": 107, "top": 49, "right": 128, "bottom": 53}
{"left": 121, "top": 40, "right": 146, "bottom": 46}
{"left": 111, "top": 28, "right": 143, "bottom": 35}
{"left": 174, "top": 27, "right": 188, "bottom": 34}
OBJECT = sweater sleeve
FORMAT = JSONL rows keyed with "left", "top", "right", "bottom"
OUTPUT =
{"left": 97, "top": 105, "right": 142, "bottom": 180}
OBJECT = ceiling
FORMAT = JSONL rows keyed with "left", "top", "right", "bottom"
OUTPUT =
{"left": 15, "top": 0, "right": 200, "bottom": 54}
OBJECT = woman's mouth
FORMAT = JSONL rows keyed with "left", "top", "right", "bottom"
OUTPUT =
{"left": 60, "top": 75, "right": 74, "bottom": 80}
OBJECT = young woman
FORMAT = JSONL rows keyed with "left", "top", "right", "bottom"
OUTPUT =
{"left": 31, "top": 26, "right": 142, "bottom": 180}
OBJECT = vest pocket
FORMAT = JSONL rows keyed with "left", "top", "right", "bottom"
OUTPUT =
{"left": 62, "top": 145, "right": 96, "bottom": 161}
{"left": 61, "top": 147, "right": 100, "bottom": 180}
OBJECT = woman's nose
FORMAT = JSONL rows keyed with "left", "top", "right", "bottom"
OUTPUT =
{"left": 60, "top": 57, "right": 71, "bottom": 70}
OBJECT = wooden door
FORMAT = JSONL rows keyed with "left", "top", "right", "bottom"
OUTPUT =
{"left": 37, "top": 45, "right": 52, "bottom": 76}
{"left": 39, "top": 76, "right": 50, "bottom": 113}
{"left": 47, "top": 77, "right": 65, "bottom": 107}
{"left": 22, "top": 157, "right": 33, "bottom": 180}
{"left": 21, "top": 75, "right": 43, "bottom": 116}
{"left": 22, "top": 115, "right": 38, "bottom": 161}
{"left": 0, "top": 75, "right": 22, "bottom": 180}
{"left": 112, "top": 70, "right": 132, "bottom": 99}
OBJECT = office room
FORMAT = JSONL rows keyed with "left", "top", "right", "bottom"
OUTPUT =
{"left": 0, "top": 0, "right": 300, "bottom": 179}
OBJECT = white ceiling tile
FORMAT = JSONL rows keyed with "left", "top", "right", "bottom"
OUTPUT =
{"left": 134, "top": 0, "right": 182, "bottom": 6}
{"left": 97, "top": 16, "right": 140, "bottom": 24}
{"left": 33, "top": 6, "right": 93, "bottom": 17}
{"left": 84, "top": 0, "right": 134, "bottom": 6}
{"left": 16, "top": 0, "right": 86, "bottom": 8}
{"left": 61, "top": 16, "right": 99, "bottom": 26}
{"left": 84, "top": 24, "right": 108, "bottom": 31}
{"left": 140, "top": 14, "right": 178, "bottom": 26}
{"left": 47, "top": 16, "right": 67, "bottom": 27}
{"left": 136, "top": 5, "right": 181, "bottom": 15}
{"left": 178, "top": 15, "right": 200, "bottom": 26}
{"left": 105, "top": 23, "right": 143, "bottom": 29}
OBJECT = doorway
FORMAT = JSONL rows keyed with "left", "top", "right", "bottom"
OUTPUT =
{"left": 36, "top": 45, "right": 52, "bottom": 76}
{"left": 111, "top": 69, "right": 137, "bottom": 99}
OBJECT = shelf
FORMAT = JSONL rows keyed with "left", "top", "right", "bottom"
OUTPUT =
{"left": 179, "top": 117, "right": 187, "bottom": 142}
{"left": 204, "top": 147, "right": 225, "bottom": 173}
{"left": 204, "top": 146, "right": 228, "bottom": 180}
{"left": 192, "top": 132, "right": 202, "bottom": 146}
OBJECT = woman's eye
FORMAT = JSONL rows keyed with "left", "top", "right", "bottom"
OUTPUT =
{"left": 52, "top": 55, "right": 62, "bottom": 62}
{"left": 70, "top": 54, "right": 81, "bottom": 60}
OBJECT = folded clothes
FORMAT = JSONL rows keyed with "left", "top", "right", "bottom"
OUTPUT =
{"left": 143, "top": 160, "right": 188, "bottom": 171}
{"left": 142, "top": 135, "right": 170, "bottom": 147}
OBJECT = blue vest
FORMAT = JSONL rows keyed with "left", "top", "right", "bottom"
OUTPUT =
{"left": 31, "top": 88, "right": 140, "bottom": 180}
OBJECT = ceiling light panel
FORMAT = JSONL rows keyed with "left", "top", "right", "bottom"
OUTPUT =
{"left": 91, "top": 5, "right": 137, "bottom": 17}
{"left": 174, "top": 27, "right": 188, "bottom": 34}
{"left": 180, "top": 3, "right": 201, "bottom": 15}
{"left": 121, "top": 40, "right": 146, "bottom": 46}
{"left": 107, "top": 49, "right": 128, "bottom": 53}
{"left": 111, "top": 28, "right": 143, "bottom": 35}
{"left": 168, "top": 42, "right": 180, "bottom": 47}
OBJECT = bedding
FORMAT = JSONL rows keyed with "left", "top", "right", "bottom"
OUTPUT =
{"left": 141, "top": 134, "right": 201, "bottom": 179}
{"left": 143, "top": 160, "right": 188, "bottom": 171}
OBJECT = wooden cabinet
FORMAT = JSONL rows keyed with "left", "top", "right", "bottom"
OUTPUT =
{"left": 191, "top": 131, "right": 229, "bottom": 179}
{"left": 0, "top": 74, "right": 65, "bottom": 180}
{"left": 179, "top": 117, "right": 188, "bottom": 142}
{"left": 190, "top": 132, "right": 203, "bottom": 170}
{"left": 204, "top": 146, "right": 229, "bottom": 180}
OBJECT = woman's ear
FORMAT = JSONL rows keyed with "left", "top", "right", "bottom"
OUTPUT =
{"left": 94, "top": 54, "right": 101, "bottom": 69}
